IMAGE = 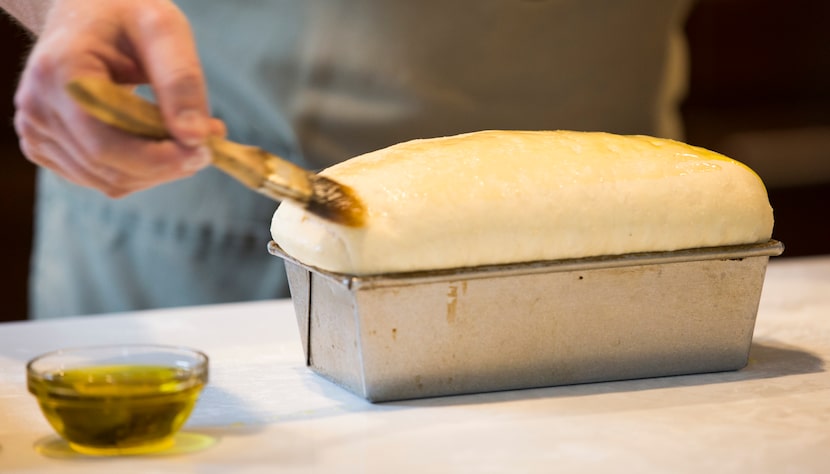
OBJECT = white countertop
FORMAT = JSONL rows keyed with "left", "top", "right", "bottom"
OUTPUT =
{"left": 1, "top": 256, "right": 828, "bottom": 473}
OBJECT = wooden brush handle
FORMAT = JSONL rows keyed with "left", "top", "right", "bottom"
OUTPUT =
{"left": 66, "top": 78, "right": 170, "bottom": 139}
{"left": 65, "top": 77, "right": 313, "bottom": 201}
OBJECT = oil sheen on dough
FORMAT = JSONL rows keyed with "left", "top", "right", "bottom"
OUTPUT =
{"left": 271, "top": 130, "right": 774, "bottom": 275}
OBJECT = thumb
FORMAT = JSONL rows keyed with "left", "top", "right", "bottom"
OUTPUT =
{"left": 126, "top": 3, "right": 210, "bottom": 147}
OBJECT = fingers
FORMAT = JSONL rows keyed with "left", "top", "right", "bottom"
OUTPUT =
{"left": 125, "top": 3, "right": 211, "bottom": 147}
{"left": 15, "top": 97, "right": 212, "bottom": 197}
{"left": 16, "top": 112, "right": 128, "bottom": 196}
{"left": 12, "top": 0, "right": 216, "bottom": 197}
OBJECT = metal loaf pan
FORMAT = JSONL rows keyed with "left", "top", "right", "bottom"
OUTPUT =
{"left": 268, "top": 240, "right": 784, "bottom": 402}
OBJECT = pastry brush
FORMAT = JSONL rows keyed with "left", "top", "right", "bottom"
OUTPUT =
{"left": 65, "top": 77, "right": 365, "bottom": 227}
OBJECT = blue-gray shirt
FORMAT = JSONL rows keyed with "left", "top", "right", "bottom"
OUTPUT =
{"left": 31, "top": 0, "right": 693, "bottom": 318}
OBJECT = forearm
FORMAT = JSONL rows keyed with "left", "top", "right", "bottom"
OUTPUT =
{"left": 0, "top": 0, "right": 55, "bottom": 35}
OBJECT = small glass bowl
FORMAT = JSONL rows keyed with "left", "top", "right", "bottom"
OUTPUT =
{"left": 27, "top": 345, "right": 208, "bottom": 456}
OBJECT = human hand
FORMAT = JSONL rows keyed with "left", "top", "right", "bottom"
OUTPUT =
{"left": 13, "top": 0, "right": 225, "bottom": 197}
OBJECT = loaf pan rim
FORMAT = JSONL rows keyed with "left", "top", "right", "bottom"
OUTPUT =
{"left": 268, "top": 239, "right": 784, "bottom": 289}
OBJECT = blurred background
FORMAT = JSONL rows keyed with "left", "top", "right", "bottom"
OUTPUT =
{"left": 1, "top": 0, "right": 828, "bottom": 322}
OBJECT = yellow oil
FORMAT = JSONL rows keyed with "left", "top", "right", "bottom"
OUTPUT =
{"left": 28, "top": 365, "right": 205, "bottom": 455}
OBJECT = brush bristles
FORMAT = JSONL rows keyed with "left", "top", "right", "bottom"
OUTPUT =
{"left": 305, "top": 176, "right": 367, "bottom": 227}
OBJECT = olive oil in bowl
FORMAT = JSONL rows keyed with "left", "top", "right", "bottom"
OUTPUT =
{"left": 27, "top": 346, "right": 208, "bottom": 456}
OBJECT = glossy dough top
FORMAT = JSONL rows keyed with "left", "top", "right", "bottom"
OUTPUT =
{"left": 271, "top": 130, "right": 774, "bottom": 275}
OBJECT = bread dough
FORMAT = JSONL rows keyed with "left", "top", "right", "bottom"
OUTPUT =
{"left": 271, "top": 130, "right": 774, "bottom": 274}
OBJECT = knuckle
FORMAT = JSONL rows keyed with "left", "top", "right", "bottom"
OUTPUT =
{"left": 14, "top": 54, "right": 73, "bottom": 114}
{"left": 13, "top": 81, "right": 42, "bottom": 114}
{"left": 158, "top": 68, "right": 204, "bottom": 102}
{"left": 13, "top": 111, "right": 34, "bottom": 137}
{"left": 137, "top": 4, "right": 187, "bottom": 37}
{"left": 23, "top": 52, "right": 63, "bottom": 85}
{"left": 12, "top": 88, "right": 30, "bottom": 112}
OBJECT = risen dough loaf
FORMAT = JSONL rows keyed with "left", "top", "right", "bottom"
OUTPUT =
{"left": 271, "top": 130, "right": 774, "bottom": 274}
